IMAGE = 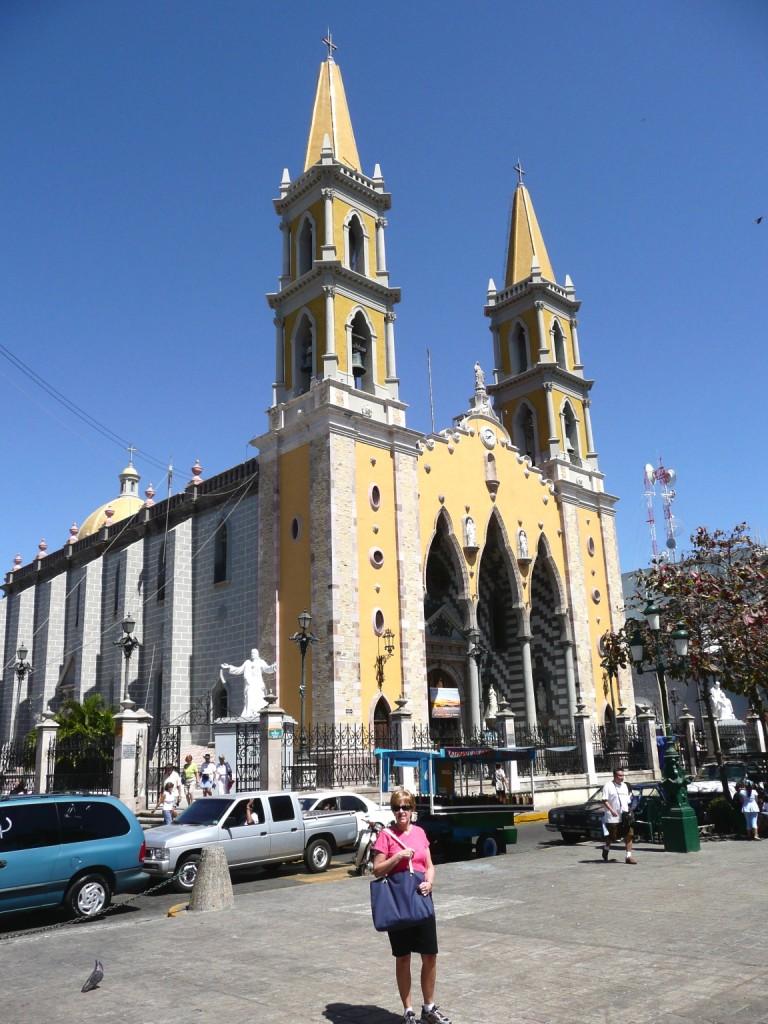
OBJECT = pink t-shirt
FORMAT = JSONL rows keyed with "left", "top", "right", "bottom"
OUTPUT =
{"left": 372, "top": 825, "right": 431, "bottom": 874}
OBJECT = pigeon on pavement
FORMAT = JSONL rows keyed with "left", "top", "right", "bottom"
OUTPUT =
{"left": 81, "top": 960, "right": 104, "bottom": 993}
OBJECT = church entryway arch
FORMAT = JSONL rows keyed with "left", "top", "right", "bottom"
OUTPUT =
{"left": 529, "top": 537, "right": 568, "bottom": 729}
{"left": 477, "top": 515, "right": 522, "bottom": 725}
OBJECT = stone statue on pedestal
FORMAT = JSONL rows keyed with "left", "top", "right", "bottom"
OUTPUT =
{"left": 709, "top": 680, "right": 736, "bottom": 721}
{"left": 221, "top": 648, "right": 277, "bottom": 718}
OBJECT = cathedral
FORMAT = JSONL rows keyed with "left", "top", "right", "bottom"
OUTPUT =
{"left": 0, "top": 51, "right": 632, "bottom": 744}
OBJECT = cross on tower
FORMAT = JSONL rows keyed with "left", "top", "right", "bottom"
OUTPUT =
{"left": 514, "top": 159, "right": 526, "bottom": 185}
{"left": 126, "top": 444, "right": 138, "bottom": 464}
{"left": 322, "top": 30, "right": 337, "bottom": 61}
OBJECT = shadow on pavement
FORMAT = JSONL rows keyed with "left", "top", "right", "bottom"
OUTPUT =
{"left": 324, "top": 1004, "right": 401, "bottom": 1023}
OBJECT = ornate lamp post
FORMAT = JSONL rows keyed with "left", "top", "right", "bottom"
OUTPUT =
{"left": 290, "top": 611, "right": 317, "bottom": 759}
{"left": 375, "top": 628, "right": 396, "bottom": 690}
{"left": 14, "top": 645, "right": 33, "bottom": 733}
{"left": 467, "top": 627, "right": 488, "bottom": 740}
{"left": 629, "top": 607, "right": 699, "bottom": 853}
{"left": 114, "top": 613, "right": 140, "bottom": 708}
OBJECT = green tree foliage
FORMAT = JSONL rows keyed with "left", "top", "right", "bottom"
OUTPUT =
{"left": 55, "top": 693, "right": 115, "bottom": 742}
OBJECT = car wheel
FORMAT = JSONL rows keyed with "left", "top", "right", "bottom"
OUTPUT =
{"left": 66, "top": 873, "right": 111, "bottom": 919}
{"left": 474, "top": 833, "right": 501, "bottom": 857}
{"left": 173, "top": 853, "right": 201, "bottom": 893}
{"left": 304, "top": 837, "right": 332, "bottom": 873}
{"left": 561, "top": 832, "right": 583, "bottom": 845}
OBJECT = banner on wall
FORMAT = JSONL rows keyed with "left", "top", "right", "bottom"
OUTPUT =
{"left": 429, "top": 687, "right": 461, "bottom": 719}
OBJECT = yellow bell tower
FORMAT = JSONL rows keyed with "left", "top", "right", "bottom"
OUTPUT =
{"left": 267, "top": 44, "right": 401, "bottom": 405}
{"left": 486, "top": 165, "right": 599, "bottom": 482}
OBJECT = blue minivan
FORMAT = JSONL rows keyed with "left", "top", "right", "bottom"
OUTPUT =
{"left": 0, "top": 793, "right": 147, "bottom": 918}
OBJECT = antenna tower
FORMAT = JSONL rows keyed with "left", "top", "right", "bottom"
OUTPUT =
{"left": 643, "top": 458, "right": 678, "bottom": 563}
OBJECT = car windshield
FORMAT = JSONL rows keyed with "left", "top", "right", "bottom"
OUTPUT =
{"left": 174, "top": 799, "right": 231, "bottom": 826}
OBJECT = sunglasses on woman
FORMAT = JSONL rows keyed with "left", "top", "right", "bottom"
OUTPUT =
{"left": 394, "top": 804, "right": 412, "bottom": 811}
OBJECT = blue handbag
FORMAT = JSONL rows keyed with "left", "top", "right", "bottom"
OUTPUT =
{"left": 370, "top": 830, "right": 435, "bottom": 932}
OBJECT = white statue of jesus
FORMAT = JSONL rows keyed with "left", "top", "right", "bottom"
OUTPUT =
{"left": 709, "top": 679, "right": 735, "bottom": 721}
{"left": 221, "top": 648, "right": 277, "bottom": 718}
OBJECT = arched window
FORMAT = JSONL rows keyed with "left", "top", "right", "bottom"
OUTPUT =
{"left": 213, "top": 521, "right": 229, "bottom": 584}
{"left": 350, "top": 310, "right": 374, "bottom": 392}
{"left": 293, "top": 314, "right": 314, "bottom": 395}
{"left": 514, "top": 404, "right": 537, "bottom": 465}
{"left": 213, "top": 681, "right": 229, "bottom": 719}
{"left": 562, "top": 403, "right": 580, "bottom": 463}
{"left": 347, "top": 214, "right": 365, "bottom": 274}
{"left": 553, "top": 321, "right": 566, "bottom": 369}
{"left": 373, "top": 696, "right": 391, "bottom": 747}
{"left": 297, "top": 217, "right": 314, "bottom": 276}
{"left": 511, "top": 324, "right": 528, "bottom": 374}
{"left": 157, "top": 546, "right": 166, "bottom": 604}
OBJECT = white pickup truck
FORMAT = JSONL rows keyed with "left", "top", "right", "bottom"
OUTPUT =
{"left": 142, "top": 790, "right": 358, "bottom": 892}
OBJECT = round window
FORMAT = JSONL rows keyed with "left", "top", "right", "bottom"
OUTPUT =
{"left": 291, "top": 517, "right": 301, "bottom": 541}
{"left": 592, "top": 588, "right": 601, "bottom": 604}
{"left": 373, "top": 609, "right": 385, "bottom": 635}
{"left": 369, "top": 548, "right": 384, "bottom": 569}
{"left": 369, "top": 484, "right": 381, "bottom": 511}
{"left": 587, "top": 537, "right": 595, "bottom": 556}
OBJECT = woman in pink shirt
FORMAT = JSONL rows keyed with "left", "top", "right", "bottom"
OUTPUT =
{"left": 372, "top": 788, "right": 451, "bottom": 1024}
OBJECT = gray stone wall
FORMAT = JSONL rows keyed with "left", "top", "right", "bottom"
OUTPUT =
{"left": 79, "top": 558, "right": 103, "bottom": 702}
{"left": 162, "top": 519, "right": 193, "bottom": 722}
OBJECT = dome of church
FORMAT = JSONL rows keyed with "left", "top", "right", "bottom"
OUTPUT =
{"left": 78, "top": 460, "right": 145, "bottom": 539}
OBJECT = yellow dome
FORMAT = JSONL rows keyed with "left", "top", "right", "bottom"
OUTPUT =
{"left": 78, "top": 494, "right": 144, "bottom": 539}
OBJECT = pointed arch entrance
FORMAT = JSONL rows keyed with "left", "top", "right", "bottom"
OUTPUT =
{"left": 529, "top": 536, "right": 569, "bottom": 727}
{"left": 424, "top": 511, "right": 470, "bottom": 739}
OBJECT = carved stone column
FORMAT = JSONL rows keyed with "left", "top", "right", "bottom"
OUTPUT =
{"left": 321, "top": 188, "right": 335, "bottom": 259}
{"left": 519, "top": 633, "right": 537, "bottom": 730}
{"left": 636, "top": 709, "right": 661, "bottom": 777}
{"left": 570, "top": 316, "right": 583, "bottom": 369}
{"left": 384, "top": 311, "right": 398, "bottom": 392}
{"left": 375, "top": 216, "right": 388, "bottom": 280}
{"left": 280, "top": 220, "right": 290, "bottom": 286}
{"left": 322, "top": 284, "right": 338, "bottom": 376}
{"left": 583, "top": 398, "right": 597, "bottom": 459}
{"left": 574, "top": 708, "right": 597, "bottom": 784}
{"left": 34, "top": 713, "right": 59, "bottom": 794}
{"left": 535, "top": 302, "right": 548, "bottom": 360}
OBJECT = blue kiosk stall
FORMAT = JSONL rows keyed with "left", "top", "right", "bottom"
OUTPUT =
{"left": 375, "top": 746, "right": 537, "bottom": 857}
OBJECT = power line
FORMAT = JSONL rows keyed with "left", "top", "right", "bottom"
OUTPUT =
{"left": 0, "top": 342, "right": 169, "bottom": 472}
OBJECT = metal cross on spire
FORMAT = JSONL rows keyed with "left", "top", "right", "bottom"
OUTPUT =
{"left": 514, "top": 159, "right": 526, "bottom": 185}
{"left": 322, "top": 30, "right": 337, "bottom": 61}
{"left": 126, "top": 444, "right": 138, "bottom": 464}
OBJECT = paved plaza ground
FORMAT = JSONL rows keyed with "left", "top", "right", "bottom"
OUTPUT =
{"left": 1, "top": 828, "right": 765, "bottom": 1024}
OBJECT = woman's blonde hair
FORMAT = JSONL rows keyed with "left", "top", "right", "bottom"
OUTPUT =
{"left": 389, "top": 787, "right": 416, "bottom": 812}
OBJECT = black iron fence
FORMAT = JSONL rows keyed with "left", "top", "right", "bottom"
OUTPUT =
{"left": 592, "top": 723, "right": 646, "bottom": 773}
{"left": 517, "top": 724, "right": 581, "bottom": 775}
{"left": 46, "top": 734, "right": 114, "bottom": 793}
{"left": 146, "top": 725, "right": 181, "bottom": 807}
{"left": 237, "top": 723, "right": 261, "bottom": 791}
{"left": 0, "top": 737, "right": 37, "bottom": 795}
{"left": 282, "top": 723, "right": 390, "bottom": 791}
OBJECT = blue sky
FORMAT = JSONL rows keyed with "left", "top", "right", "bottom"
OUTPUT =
{"left": 1, "top": 0, "right": 766, "bottom": 576}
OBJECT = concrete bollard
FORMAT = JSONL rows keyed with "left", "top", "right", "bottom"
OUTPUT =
{"left": 188, "top": 844, "right": 234, "bottom": 913}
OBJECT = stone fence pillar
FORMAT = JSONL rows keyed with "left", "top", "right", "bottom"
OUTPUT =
{"left": 389, "top": 703, "right": 416, "bottom": 792}
{"left": 574, "top": 709, "right": 597, "bottom": 785}
{"left": 495, "top": 704, "right": 518, "bottom": 791}
{"left": 34, "top": 713, "right": 59, "bottom": 793}
{"left": 260, "top": 700, "right": 286, "bottom": 791}
{"left": 112, "top": 704, "right": 152, "bottom": 812}
{"left": 636, "top": 709, "right": 660, "bottom": 778}
{"left": 747, "top": 710, "right": 766, "bottom": 754}
{"left": 678, "top": 708, "right": 698, "bottom": 774}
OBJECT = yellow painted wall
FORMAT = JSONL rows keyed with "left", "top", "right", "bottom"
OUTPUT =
{"left": 354, "top": 442, "right": 403, "bottom": 717}
{"left": 577, "top": 507, "right": 618, "bottom": 720}
{"left": 278, "top": 444, "right": 313, "bottom": 722}
{"left": 417, "top": 418, "right": 566, "bottom": 608}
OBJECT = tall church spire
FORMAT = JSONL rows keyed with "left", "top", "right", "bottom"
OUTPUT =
{"left": 304, "top": 51, "right": 361, "bottom": 172}
{"left": 504, "top": 181, "right": 555, "bottom": 286}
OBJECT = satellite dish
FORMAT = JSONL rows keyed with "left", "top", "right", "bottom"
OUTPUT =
{"left": 666, "top": 537, "right": 677, "bottom": 549}
{"left": 644, "top": 463, "right": 655, "bottom": 484}
{"left": 666, "top": 468, "right": 677, "bottom": 484}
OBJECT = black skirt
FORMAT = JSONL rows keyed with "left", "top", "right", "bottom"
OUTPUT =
{"left": 387, "top": 914, "right": 438, "bottom": 957}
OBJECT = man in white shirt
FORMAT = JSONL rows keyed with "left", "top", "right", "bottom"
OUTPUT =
{"left": 600, "top": 767, "right": 637, "bottom": 864}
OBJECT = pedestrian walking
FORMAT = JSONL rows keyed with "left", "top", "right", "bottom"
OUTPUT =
{"left": 493, "top": 762, "right": 508, "bottom": 801}
{"left": 181, "top": 754, "right": 199, "bottom": 805}
{"left": 199, "top": 753, "right": 216, "bottom": 796}
{"left": 740, "top": 779, "right": 761, "bottom": 840}
{"left": 162, "top": 762, "right": 182, "bottom": 808}
{"left": 600, "top": 767, "right": 637, "bottom": 864}
{"left": 372, "top": 787, "right": 451, "bottom": 1024}
{"left": 156, "top": 782, "right": 177, "bottom": 825}
{"left": 215, "top": 754, "right": 233, "bottom": 795}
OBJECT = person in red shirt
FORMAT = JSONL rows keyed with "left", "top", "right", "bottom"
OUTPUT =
{"left": 372, "top": 788, "right": 451, "bottom": 1024}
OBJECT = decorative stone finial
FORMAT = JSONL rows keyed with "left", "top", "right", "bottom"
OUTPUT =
{"left": 320, "top": 133, "right": 333, "bottom": 161}
{"left": 190, "top": 459, "right": 203, "bottom": 487}
{"left": 104, "top": 505, "right": 114, "bottom": 522}
{"left": 144, "top": 482, "right": 156, "bottom": 507}
{"left": 487, "top": 277, "right": 497, "bottom": 303}
{"left": 279, "top": 167, "right": 291, "bottom": 197}
{"left": 564, "top": 273, "right": 574, "bottom": 295}
{"left": 372, "top": 162, "right": 383, "bottom": 181}
{"left": 12, "top": 553, "right": 22, "bottom": 571}
{"left": 68, "top": 522, "right": 79, "bottom": 544}
{"left": 36, "top": 538, "right": 48, "bottom": 559}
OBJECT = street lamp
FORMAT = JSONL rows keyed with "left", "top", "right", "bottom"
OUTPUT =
{"left": 467, "top": 627, "right": 488, "bottom": 739}
{"left": 375, "top": 628, "right": 396, "bottom": 690}
{"left": 114, "top": 613, "right": 140, "bottom": 707}
{"left": 290, "top": 611, "right": 317, "bottom": 758}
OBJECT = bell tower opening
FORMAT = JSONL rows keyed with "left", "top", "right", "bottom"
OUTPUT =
{"left": 293, "top": 313, "right": 315, "bottom": 395}
{"left": 297, "top": 216, "right": 314, "bottom": 277}
{"left": 350, "top": 310, "right": 374, "bottom": 392}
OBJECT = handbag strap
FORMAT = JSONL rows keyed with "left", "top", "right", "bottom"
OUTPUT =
{"left": 383, "top": 827, "right": 414, "bottom": 874}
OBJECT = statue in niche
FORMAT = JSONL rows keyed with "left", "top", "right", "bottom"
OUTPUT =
{"left": 485, "top": 683, "right": 499, "bottom": 723}
{"left": 473, "top": 361, "right": 486, "bottom": 392}
{"left": 709, "top": 679, "right": 736, "bottom": 721}
{"left": 517, "top": 528, "right": 529, "bottom": 559}
{"left": 221, "top": 648, "right": 277, "bottom": 718}
{"left": 464, "top": 516, "right": 477, "bottom": 548}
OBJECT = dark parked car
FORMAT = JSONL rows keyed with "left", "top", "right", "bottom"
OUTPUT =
{"left": 546, "top": 782, "right": 708, "bottom": 844}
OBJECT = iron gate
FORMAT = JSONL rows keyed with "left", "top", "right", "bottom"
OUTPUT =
{"left": 236, "top": 723, "right": 260, "bottom": 790}
{"left": 0, "top": 737, "right": 37, "bottom": 795}
{"left": 46, "top": 734, "right": 114, "bottom": 793}
{"left": 146, "top": 725, "right": 181, "bottom": 807}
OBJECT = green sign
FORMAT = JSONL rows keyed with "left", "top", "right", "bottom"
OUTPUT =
{"left": 268, "top": 728, "right": 283, "bottom": 739}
